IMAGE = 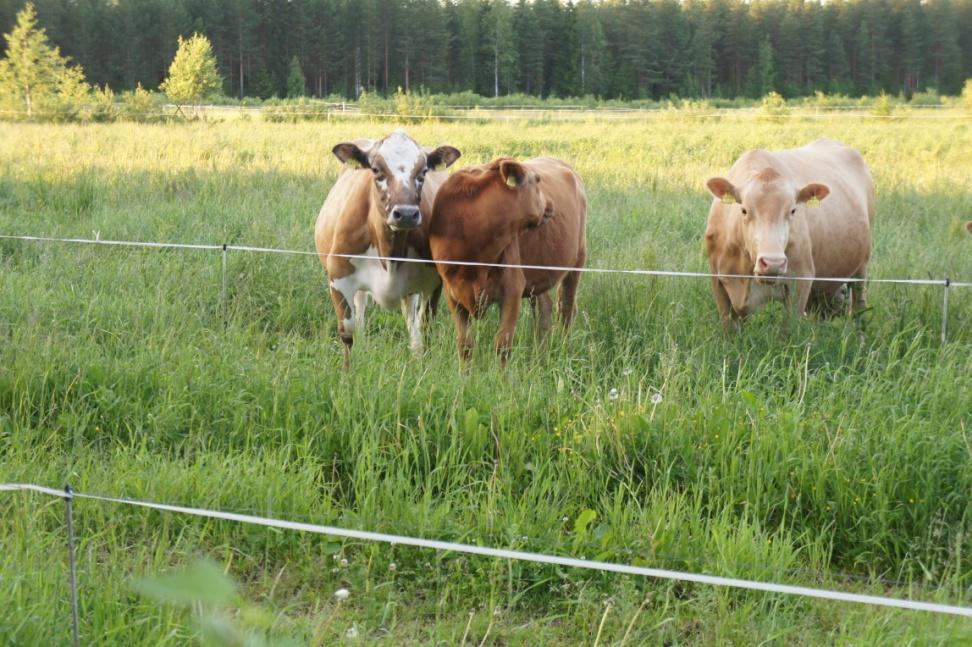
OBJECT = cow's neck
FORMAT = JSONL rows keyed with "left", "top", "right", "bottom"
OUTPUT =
{"left": 483, "top": 231, "right": 522, "bottom": 268}
{"left": 369, "top": 202, "right": 412, "bottom": 270}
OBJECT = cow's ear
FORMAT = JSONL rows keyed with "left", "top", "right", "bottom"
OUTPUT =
{"left": 425, "top": 145, "right": 461, "bottom": 171}
{"left": 797, "top": 182, "right": 830, "bottom": 204}
{"left": 706, "top": 177, "right": 739, "bottom": 204}
{"left": 332, "top": 140, "right": 374, "bottom": 169}
{"left": 499, "top": 160, "right": 527, "bottom": 188}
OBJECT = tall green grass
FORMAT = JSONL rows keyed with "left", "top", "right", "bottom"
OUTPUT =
{"left": 0, "top": 115, "right": 970, "bottom": 644}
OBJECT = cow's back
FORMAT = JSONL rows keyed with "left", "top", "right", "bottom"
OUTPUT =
{"left": 517, "top": 157, "right": 587, "bottom": 291}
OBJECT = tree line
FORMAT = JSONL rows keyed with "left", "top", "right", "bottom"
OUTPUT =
{"left": 1, "top": 0, "right": 970, "bottom": 101}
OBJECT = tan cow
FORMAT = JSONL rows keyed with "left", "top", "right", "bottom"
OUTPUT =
{"left": 430, "top": 157, "right": 587, "bottom": 367}
{"left": 315, "top": 129, "right": 461, "bottom": 368}
{"left": 704, "top": 139, "right": 874, "bottom": 327}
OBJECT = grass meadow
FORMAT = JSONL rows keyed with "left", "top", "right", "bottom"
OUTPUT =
{"left": 0, "top": 111, "right": 970, "bottom": 644}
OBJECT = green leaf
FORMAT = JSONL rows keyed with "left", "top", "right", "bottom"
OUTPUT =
{"left": 133, "top": 559, "right": 238, "bottom": 607}
{"left": 321, "top": 540, "right": 343, "bottom": 554}
{"left": 573, "top": 509, "right": 597, "bottom": 536}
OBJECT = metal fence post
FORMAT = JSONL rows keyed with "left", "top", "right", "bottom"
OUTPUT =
{"left": 221, "top": 244, "right": 229, "bottom": 326}
{"left": 940, "top": 278, "right": 950, "bottom": 344}
{"left": 64, "top": 485, "right": 81, "bottom": 647}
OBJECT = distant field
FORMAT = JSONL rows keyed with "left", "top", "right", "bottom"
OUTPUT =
{"left": 0, "top": 112, "right": 970, "bottom": 644}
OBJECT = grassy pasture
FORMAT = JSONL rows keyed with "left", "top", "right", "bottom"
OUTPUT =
{"left": 0, "top": 112, "right": 970, "bottom": 644}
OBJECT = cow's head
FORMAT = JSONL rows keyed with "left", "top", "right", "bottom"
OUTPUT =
{"left": 496, "top": 159, "right": 553, "bottom": 234}
{"left": 707, "top": 169, "right": 829, "bottom": 281}
{"left": 333, "top": 129, "right": 461, "bottom": 231}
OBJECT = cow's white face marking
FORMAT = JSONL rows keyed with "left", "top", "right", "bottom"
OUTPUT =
{"left": 376, "top": 130, "right": 425, "bottom": 187}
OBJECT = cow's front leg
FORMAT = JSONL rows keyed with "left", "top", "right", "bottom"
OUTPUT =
{"left": 495, "top": 275, "right": 525, "bottom": 369}
{"left": 530, "top": 292, "right": 553, "bottom": 340}
{"left": 780, "top": 274, "right": 811, "bottom": 335}
{"left": 354, "top": 292, "right": 368, "bottom": 333}
{"left": 447, "top": 295, "right": 474, "bottom": 364}
{"left": 329, "top": 287, "right": 355, "bottom": 371}
{"left": 401, "top": 293, "right": 424, "bottom": 353}
{"left": 789, "top": 258, "right": 814, "bottom": 319}
{"left": 849, "top": 267, "right": 868, "bottom": 317}
{"left": 712, "top": 278, "right": 741, "bottom": 332}
{"left": 425, "top": 284, "right": 442, "bottom": 320}
{"left": 793, "top": 275, "right": 812, "bottom": 318}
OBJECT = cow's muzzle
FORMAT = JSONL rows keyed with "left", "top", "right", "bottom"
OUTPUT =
{"left": 389, "top": 205, "right": 422, "bottom": 230}
{"left": 754, "top": 254, "right": 788, "bottom": 282}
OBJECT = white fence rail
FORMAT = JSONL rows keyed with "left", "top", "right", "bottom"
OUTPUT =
{"left": 2, "top": 233, "right": 967, "bottom": 342}
{"left": 2, "top": 482, "right": 970, "bottom": 645}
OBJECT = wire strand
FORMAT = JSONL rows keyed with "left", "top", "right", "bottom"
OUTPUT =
{"left": 2, "top": 235, "right": 967, "bottom": 288}
{"left": 2, "top": 483, "right": 969, "bottom": 617}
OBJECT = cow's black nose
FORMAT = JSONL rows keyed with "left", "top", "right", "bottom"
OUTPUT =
{"left": 390, "top": 206, "right": 421, "bottom": 228}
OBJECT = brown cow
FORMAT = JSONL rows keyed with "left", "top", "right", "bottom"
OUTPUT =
{"left": 704, "top": 139, "right": 874, "bottom": 327}
{"left": 430, "top": 157, "right": 587, "bottom": 367}
{"left": 966, "top": 221, "right": 972, "bottom": 235}
{"left": 315, "top": 129, "right": 461, "bottom": 369}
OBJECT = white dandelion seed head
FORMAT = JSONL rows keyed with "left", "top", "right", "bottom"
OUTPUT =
{"left": 651, "top": 392, "right": 663, "bottom": 405}
{"left": 334, "top": 588, "right": 350, "bottom": 600}
{"left": 388, "top": 562, "right": 397, "bottom": 572}
{"left": 622, "top": 368, "right": 633, "bottom": 376}
{"left": 608, "top": 388, "right": 619, "bottom": 401}
{"left": 345, "top": 626, "right": 359, "bottom": 639}
{"left": 339, "top": 558, "right": 348, "bottom": 568}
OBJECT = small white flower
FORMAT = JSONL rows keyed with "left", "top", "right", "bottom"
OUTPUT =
{"left": 334, "top": 588, "right": 350, "bottom": 600}
{"left": 562, "top": 516, "right": 569, "bottom": 523}
{"left": 388, "top": 562, "right": 397, "bottom": 572}
{"left": 345, "top": 626, "right": 359, "bottom": 639}
{"left": 622, "top": 368, "right": 633, "bottom": 376}
{"left": 651, "top": 392, "right": 663, "bottom": 405}
{"left": 340, "top": 558, "right": 348, "bottom": 568}
{"left": 608, "top": 388, "right": 619, "bottom": 401}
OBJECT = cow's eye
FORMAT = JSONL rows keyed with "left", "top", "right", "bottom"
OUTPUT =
{"left": 741, "top": 208, "right": 748, "bottom": 216}
{"left": 790, "top": 208, "right": 796, "bottom": 215}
